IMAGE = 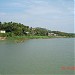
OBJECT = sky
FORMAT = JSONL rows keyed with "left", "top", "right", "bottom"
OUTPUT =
{"left": 0, "top": 0, "right": 74, "bottom": 33}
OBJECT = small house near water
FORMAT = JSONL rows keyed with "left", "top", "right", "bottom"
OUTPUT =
{"left": 0, "top": 30, "right": 6, "bottom": 33}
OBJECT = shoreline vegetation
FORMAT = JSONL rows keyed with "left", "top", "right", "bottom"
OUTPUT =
{"left": 0, "top": 36, "right": 74, "bottom": 43}
{"left": 0, "top": 36, "right": 73, "bottom": 43}
{"left": 0, "top": 22, "right": 75, "bottom": 41}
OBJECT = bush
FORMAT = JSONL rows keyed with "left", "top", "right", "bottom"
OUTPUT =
{"left": 0, "top": 33, "right": 6, "bottom": 37}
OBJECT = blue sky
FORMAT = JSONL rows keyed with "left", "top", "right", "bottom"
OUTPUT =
{"left": 0, "top": 0, "right": 74, "bottom": 33}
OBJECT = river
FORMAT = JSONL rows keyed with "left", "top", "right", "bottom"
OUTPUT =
{"left": 0, "top": 38, "right": 75, "bottom": 75}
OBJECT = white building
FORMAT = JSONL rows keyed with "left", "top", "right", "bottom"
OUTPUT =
{"left": 25, "top": 32, "right": 29, "bottom": 34}
{"left": 0, "top": 30, "right": 6, "bottom": 33}
{"left": 48, "top": 33, "right": 57, "bottom": 36}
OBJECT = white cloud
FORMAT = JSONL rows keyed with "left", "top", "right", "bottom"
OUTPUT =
{"left": 5, "top": 2, "right": 25, "bottom": 8}
{"left": 9, "top": 3, "right": 23, "bottom": 7}
{"left": 0, "top": 12, "right": 6, "bottom": 16}
{"left": 26, "top": 5, "right": 61, "bottom": 15}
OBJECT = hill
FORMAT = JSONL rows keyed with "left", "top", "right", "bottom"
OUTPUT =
{"left": 0, "top": 22, "right": 75, "bottom": 38}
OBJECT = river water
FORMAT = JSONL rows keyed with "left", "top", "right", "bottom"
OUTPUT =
{"left": 0, "top": 38, "right": 75, "bottom": 75}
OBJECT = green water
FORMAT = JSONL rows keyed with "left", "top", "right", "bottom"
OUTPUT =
{"left": 0, "top": 38, "right": 75, "bottom": 75}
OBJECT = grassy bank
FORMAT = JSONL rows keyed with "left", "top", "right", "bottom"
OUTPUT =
{"left": 6, "top": 35, "right": 59, "bottom": 41}
{"left": 7, "top": 35, "right": 55, "bottom": 40}
{"left": 5, "top": 36, "right": 54, "bottom": 43}
{"left": 6, "top": 35, "right": 72, "bottom": 40}
{"left": 1, "top": 35, "right": 73, "bottom": 41}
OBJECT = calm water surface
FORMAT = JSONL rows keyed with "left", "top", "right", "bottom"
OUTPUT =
{"left": 0, "top": 38, "right": 75, "bottom": 75}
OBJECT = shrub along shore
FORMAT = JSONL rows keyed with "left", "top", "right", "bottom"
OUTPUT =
{"left": 0, "top": 35, "right": 72, "bottom": 40}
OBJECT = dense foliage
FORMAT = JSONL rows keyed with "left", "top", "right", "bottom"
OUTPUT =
{"left": 0, "top": 22, "right": 30, "bottom": 36}
{"left": 0, "top": 22, "right": 75, "bottom": 37}
{"left": 51, "top": 31, "right": 75, "bottom": 37}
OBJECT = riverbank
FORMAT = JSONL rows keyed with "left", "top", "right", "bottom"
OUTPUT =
{"left": 0, "top": 35, "right": 74, "bottom": 41}
{"left": 3, "top": 36, "right": 52, "bottom": 43}
{"left": 0, "top": 37, "right": 6, "bottom": 40}
{"left": 6, "top": 35, "right": 57, "bottom": 40}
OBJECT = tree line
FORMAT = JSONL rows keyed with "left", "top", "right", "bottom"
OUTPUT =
{"left": 0, "top": 22, "right": 75, "bottom": 37}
